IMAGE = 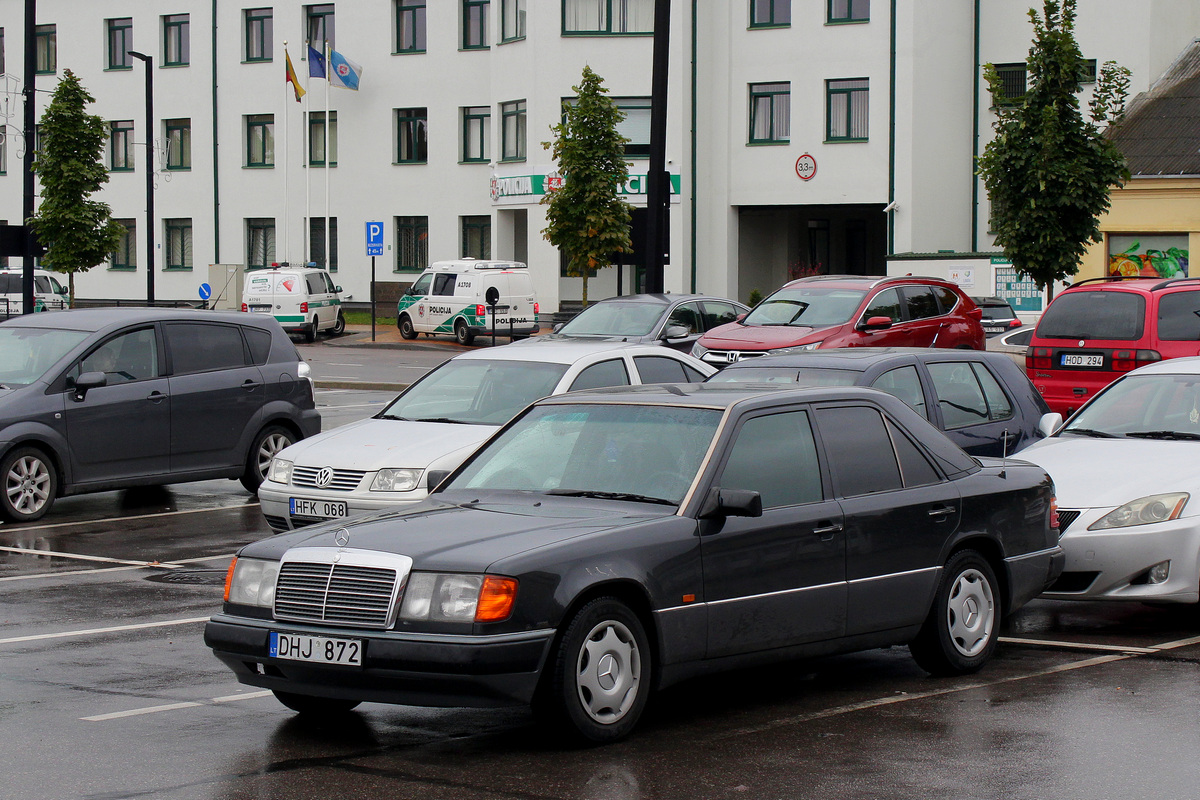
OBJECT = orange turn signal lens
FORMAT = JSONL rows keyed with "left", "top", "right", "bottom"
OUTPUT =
{"left": 475, "top": 576, "right": 518, "bottom": 622}
{"left": 223, "top": 557, "right": 238, "bottom": 602}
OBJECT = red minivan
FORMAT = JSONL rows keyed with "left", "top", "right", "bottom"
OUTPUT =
{"left": 691, "top": 275, "right": 985, "bottom": 368}
{"left": 1027, "top": 276, "right": 1200, "bottom": 416}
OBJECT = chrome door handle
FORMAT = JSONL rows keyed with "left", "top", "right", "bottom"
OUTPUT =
{"left": 928, "top": 505, "right": 956, "bottom": 517}
{"left": 812, "top": 522, "right": 843, "bottom": 538}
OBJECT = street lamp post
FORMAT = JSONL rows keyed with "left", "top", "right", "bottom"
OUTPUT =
{"left": 128, "top": 50, "right": 155, "bottom": 306}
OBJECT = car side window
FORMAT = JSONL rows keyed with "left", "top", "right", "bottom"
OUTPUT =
{"left": 972, "top": 363, "right": 1014, "bottom": 420}
{"left": 719, "top": 410, "right": 823, "bottom": 509}
{"left": 634, "top": 355, "right": 688, "bottom": 384}
{"left": 926, "top": 362, "right": 990, "bottom": 428}
{"left": 244, "top": 327, "right": 272, "bottom": 365}
{"left": 408, "top": 274, "right": 432, "bottom": 296}
{"left": 322, "top": 273, "right": 337, "bottom": 293}
{"left": 1157, "top": 292, "right": 1200, "bottom": 341}
{"left": 886, "top": 418, "right": 941, "bottom": 487}
{"left": 901, "top": 286, "right": 940, "bottom": 320}
{"left": 569, "top": 359, "right": 631, "bottom": 391}
{"left": 165, "top": 323, "right": 248, "bottom": 375}
{"left": 667, "top": 303, "right": 702, "bottom": 335}
{"left": 870, "top": 366, "right": 928, "bottom": 419}
{"left": 862, "top": 288, "right": 903, "bottom": 324}
{"left": 432, "top": 273, "right": 457, "bottom": 296}
{"left": 932, "top": 286, "right": 960, "bottom": 314}
{"left": 305, "top": 274, "right": 324, "bottom": 295}
{"left": 816, "top": 405, "right": 904, "bottom": 496}
{"left": 701, "top": 301, "right": 740, "bottom": 329}
{"left": 76, "top": 327, "right": 159, "bottom": 384}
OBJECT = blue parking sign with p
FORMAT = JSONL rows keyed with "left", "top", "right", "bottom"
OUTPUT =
{"left": 365, "top": 221, "right": 384, "bottom": 256}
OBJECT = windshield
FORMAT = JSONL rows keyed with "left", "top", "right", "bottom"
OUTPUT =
{"left": 0, "top": 327, "right": 91, "bottom": 387}
{"left": 1063, "top": 374, "right": 1200, "bottom": 439}
{"left": 742, "top": 287, "right": 866, "bottom": 328}
{"left": 1036, "top": 291, "right": 1144, "bottom": 340}
{"left": 707, "top": 366, "right": 860, "bottom": 386}
{"left": 447, "top": 402, "right": 722, "bottom": 505}
{"left": 558, "top": 302, "right": 664, "bottom": 337}
{"left": 377, "top": 359, "right": 569, "bottom": 425}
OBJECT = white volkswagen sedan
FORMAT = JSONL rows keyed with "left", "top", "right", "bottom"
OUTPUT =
{"left": 1018, "top": 357, "right": 1200, "bottom": 603}
{"left": 257, "top": 340, "right": 715, "bottom": 531}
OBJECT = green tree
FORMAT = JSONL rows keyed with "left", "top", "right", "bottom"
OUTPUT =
{"left": 977, "top": 0, "right": 1131, "bottom": 294}
{"left": 30, "top": 69, "right": 125, "bottom": 307}
{"left": 541, "top": 66, "right": 632, "bottom": 307}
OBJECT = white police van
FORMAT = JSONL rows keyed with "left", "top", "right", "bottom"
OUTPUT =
{"left": 396, "top": 259, "right": 539, "bottom": 345}
{"left": 241, "top": 265, "right": 344, "bottom": 342}
{"left": 0, "top": 268, "right": 70, "bottom": 318}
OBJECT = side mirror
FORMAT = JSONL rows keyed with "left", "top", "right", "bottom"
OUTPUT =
{"left": 663, "top": 324, "right": 690, "bottom": 341}
{"left": 735, "top": 313, "right": 747, "bottom": 323}
{"left": 858, "top": 315, "right": 894, "bottom": 331}
{"left": 426, "top": 469, "right": 451, "bottom": 491}
{"left": 334, "top": 286, "right": 342, "bottom": 293}
{"left": 552, "top": 322, "right": 565, "bottom": 333}
{"left": 699, "top": 487, "right": 763, "bottom": 519}
{"left": 72, "top": 371, "right": 107, "bottom": 402}
{"left": 1037, "top": 412, "right": 1063, "bottom": 438}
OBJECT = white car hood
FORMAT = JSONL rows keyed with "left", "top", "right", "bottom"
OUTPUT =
{"left": 279, "top": 417, "right": 497, "bottom": 471}
{"left": 1018, "top": 436, "right": 1200, "bottom": 509}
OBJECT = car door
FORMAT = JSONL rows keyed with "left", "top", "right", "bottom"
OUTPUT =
{"left": 662, "top": 302, "right": 704, "bottom": 351}
{"left": 853, "top": 288, "right": 914, "bottom": 346}
{"left": 924, "top": 360, "right": 1018, "bottom": 456}
{"left": 566, "top": 358, "right": 631, "bottom": 391}
{"left": 632, "top": 354, "right": 710, "bottom": 384}
{"left": 164, "top": 321, "right": 264, "bottom": 472}
{"left": 814, "top": 404, "right": 958, "bottom": 636}
{"left": 701, "top": 407, "right": 846, "bottom": 657}
{"left": 899, "top": 285, "right": 944, "bottom": 346}
{"left": 428, "top": 272, "right": 460, "bottom": 334}
{"left": 399, "top": 272, "right": 433, "bottom": 332}
{"left": 62, "top": 326, "right": 171, "bottom": 484}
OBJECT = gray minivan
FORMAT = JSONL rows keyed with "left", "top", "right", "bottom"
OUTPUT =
{"left": 0, "top": 308, "right": 320, "bottom": 522}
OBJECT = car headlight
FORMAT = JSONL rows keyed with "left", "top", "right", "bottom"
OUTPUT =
{"left": 691, "top": 342, "right": 709, "bottom": 358}
{"left": 1088, "top": 493, "right": 1189, "bottom": 530}
{"left": 224, "top": 557, "right": 280, "bottom": 607}
{"left": 370, "top": 468, "right": 423, "bottom": 492}
{"left": 268, "top": 458, "right": 293, "bottom": 485}
{"left": 399, "top": 572, "right": 519, "bottom": 622}
{"left": 772, "top": 341, "right": 822, "bottom": 353}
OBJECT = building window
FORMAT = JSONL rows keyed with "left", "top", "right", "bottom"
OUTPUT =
{"left": 112, "top": 220, "right": 137, "bottom": 270}
{"left": 826, "top": 78, "right": 868, "bottom": 141}
{"left": 992, "top": 63, "right": 1027, "bottom": 106}
{"left": 164, "top": 219, "right": 193, "bottom": 271}
{"left": 163, "top": 14, "right": 190, "bottom": 65}
{"left": 107, "top": 18, "right": 133, "bottom": 70}
{"left": 35, "top": 24, "right": 56, "bottom": 74}
{"left": 749, "top": 83, "right": 790, "bottom": 144}
{"left": 309, "top": 217, "right": 338, "bottom": 271}
{"left": 502, "top": 0, "right": 526, "bottom": 41}
{"left": 1080, "top": 58, "right": 1098, "bottom": 83}
{"left": 247, "top": 219, "right": 276, "bottom": 269}
{"left": 396, "top": 0, "right": 427, "bottom": 53}
{"left": 563, "top": 96, "right": 650, "bottom": 156}
{"left": 165, "top": 119, "right": 191, "bottom": 169}
{"left": 461, "top": 216, "right": 491, "bottom": 259}
{"left": 751, "top": 0, "right": 790, "bottom": 27}
{"left": 828, "top": 0, "right": 869, "bottom": 23}
{"left": 110, "top": 121, "right": 135, "bottom": 171}
{"left": 462, "top": 106, "right": 490, "bottom": 162}
{"left": 501, "top": 99, "right": 526, "bottom": 161}
{"left": 396, "top": 216, "right": 429, "bottom": 271}
{"left": 563, "top": 0, "right": 654, "bottom": 34}
{"left": 245, "top": 8, "right": 273, "bottom": 61}
{"left": 306, "top": 4, "right": 335, "bottom": 49}
{"left": 463, "top": 0, "right": 489, "bottom": 49}
{"left": 246, "top": 114, "right": 275, "bottom": 167}
{"left": 309, "top": 111, "right": 338, "bottom": 166}
{"left": 395, "top": 108, "right": 428, "bottom": 164}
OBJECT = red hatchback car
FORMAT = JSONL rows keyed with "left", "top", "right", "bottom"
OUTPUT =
{"left": 1026, "top": 276, "right": 1200, "bottom": 416}
{"left": 691, "top": 275, "right": 985, "bottom": 368}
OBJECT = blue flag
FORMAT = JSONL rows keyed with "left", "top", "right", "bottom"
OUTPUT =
{"left": 329, "top": 50, "right": 362, "bottom": 90}
{"left": 307, "top": 45, "right": 326, "bottom": 79}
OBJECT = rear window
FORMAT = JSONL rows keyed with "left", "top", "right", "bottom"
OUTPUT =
{"left": 978, "top": 304, "right": 1015, "bottom": 321}
{"left": 0, "top": 274, "right": 20, "bottom": 293}
{"left": 1156, "top": 291, "right": 1200, "bottom": 341}
{"left": 1036, "top": 291, "right": 1145, "bottom": 340}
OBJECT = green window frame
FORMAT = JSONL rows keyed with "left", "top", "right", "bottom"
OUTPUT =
{"left": 246, "top": 114, "right": 274, "bottom": 167}
{"left": 247, "top": 218, "right": 276, "bottom": 270}
{"left": 165, "top": 118, "right": 191, "bottom": 170}
{"left": 0, "top": 126, "right": 7, "bottom": 175}
{"left": 110, "top": 121, "right": 135, "bottom": 171}
{"left": 0, "top": 28, "right": 5, "bottom": 76}
{"left": 461, "top": 215, "right": 491, "bottom": 259}
{"left": 309, "top": 217, "right": 338, "bottom": 271}
{"left": 828, "top": 0, "right": 869, "bottom": 23}
{"left": 500, "top": 99, "right": 526, "bottom": 162}
{"left": 749, "top": 83, "right": 790, "bottom": 144}
{"left": 35, "top": 24, "right": 56, "bottom": 74}
{"left": 463, "top": 0, "right": 490, "bottom": 49}
{"left": 502, "top": 0, "right": 526, "bottom": 41}
{"left": 396, "top": 216, "right": 429, "bottom": 271}
{"left": 163, "top": 14, "right": 189, "bottom": 66}
{"left": 111, "top": 220, "right": 137, "bottom": 270}
{"left": 307, "top": 4, "right": 335, "bottom": 49}
{"left": 750, "top": 0, "right": 790, "bottom": 27}
{"left": 164, "top": 219, "right": 193, "bottom": 271}
{"left": 107, "top": 18, "right": 133, "bottom": 70}
{"left": 563, "top": 0, "right": 654, "bottom": 35}
{"left": 245, "top": 8, "right": 273, "bottom": 61}
{"left": 395, "top": 108, "right": 428, "bottom": 164}
{"left": 462, "top": 106, "right": 490, "bottom": 162}
{"left": 396, "top": 0, "right": 426, "bottom": 53}
{"left": 826, "top": 78, "right": 868, "bottom": 141}
{"left": 991, "top": 63, "right": 1026, "bottom": 107}
{"left": 308, "top": 111, "right": 338, "bottom": 167}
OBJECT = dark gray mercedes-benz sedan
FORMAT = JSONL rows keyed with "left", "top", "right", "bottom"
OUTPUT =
{"left": 0, "top": 308, "right": 320, "bottom": 521}
{"left": 206, "top": 384, "right": 1063, "bottom": 742}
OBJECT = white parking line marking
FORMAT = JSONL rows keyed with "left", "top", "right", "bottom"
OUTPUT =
{"left": 0, "top": 617, "right": 210, "bottom": 645}
{"left": 81, "top": 691, "right": 273, "bottom": 721}
{"left": 327, "top": 362, "right": 363, "bottom": 366}
{"left": 213, "top": 690, "right": 272, "bottom": 703}
{"left": 1000, "top": 636, "right": 1159, "bottom": 654}
{"left": 0, "top": 553, "right": 236, "bottom": 582}
{"left": 0, "top": 503, "right": 257, "bottom": 533}
{"left": 0, "top": 546, "right": 171, "bottom": 567}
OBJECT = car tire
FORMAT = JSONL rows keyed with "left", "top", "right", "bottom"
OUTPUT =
{"left": 240, "top": 425, "right": 296, "bottom": 493}
{"left": 541, "top": 597, "right": 652, "bottom": 743}
{"left": 303, "top": 319, "right": 317, "bottom": 343}
{"left": 330, "top": 311, "right": 346, "bottom": 336}
{"left": 398, "top": 314, "right": 418, "bottom": 340}
{"left": 909, "top": 549, "right": 1000, "bottom": 676}
{"left": 454, "top": 319, "right": 475, "bottom": 346}
{"left": 0, "top": 446, "right": 58, "bottom": 523}
{"left": 272, "top": 690, "right": 361, "bottom": 716}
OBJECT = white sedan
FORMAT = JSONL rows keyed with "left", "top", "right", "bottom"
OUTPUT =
{"left": 1017, "top": 357, "right": 1200, "bottom": 603}
{"left": 257, "top": 340, "right": 715, "bottom": 531}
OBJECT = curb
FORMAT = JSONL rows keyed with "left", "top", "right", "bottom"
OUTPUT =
{"left": 315, "top": 380, "right": 409, "bottom": 392}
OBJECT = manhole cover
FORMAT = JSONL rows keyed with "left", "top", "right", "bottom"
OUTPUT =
{"left": 144, "top": 569, "right": 227, "bottom": 586}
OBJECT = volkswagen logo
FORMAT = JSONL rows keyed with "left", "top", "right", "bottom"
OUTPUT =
{"left": 334, "top": 529, "right": 350, "bottom": 548}
{"left": 315, "top": 467, "right": 335, "bottom": 488}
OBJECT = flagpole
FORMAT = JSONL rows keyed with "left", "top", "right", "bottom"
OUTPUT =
{"left": 324, "top": 40, "right": 331, "bottom": 274}
{"left": 304, "top": 39, "right": 312, "bottom": 267}
{"left": 282, "top": 41, "right": 290, "bottom": 264}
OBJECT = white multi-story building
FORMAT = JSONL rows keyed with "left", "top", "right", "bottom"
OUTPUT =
{"left": 1, "top": 1, "right": 1197, "bottom": 312}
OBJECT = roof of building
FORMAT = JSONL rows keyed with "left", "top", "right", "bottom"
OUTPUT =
{"left": 1109, "top": 39, "right": 1200, "bottom": 177}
